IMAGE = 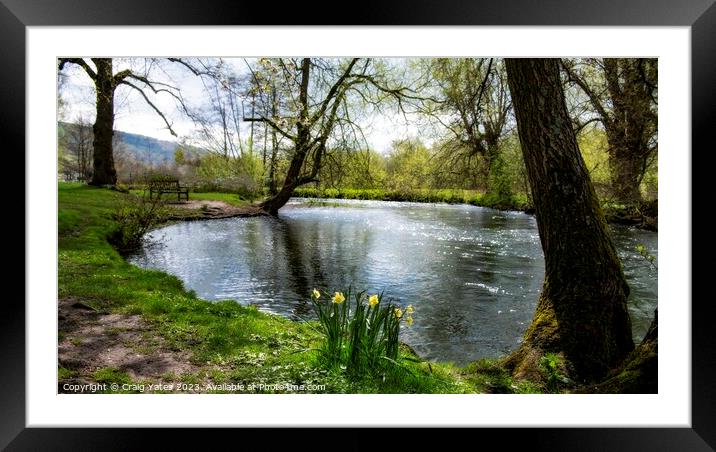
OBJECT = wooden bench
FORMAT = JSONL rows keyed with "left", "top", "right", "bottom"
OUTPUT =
{"left": 148, "top": 176, "right": 189, "bottom": 202}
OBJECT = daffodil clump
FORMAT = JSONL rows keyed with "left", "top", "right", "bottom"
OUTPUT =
{"left": 309, "top": 287, "right": 415, "bottom": 379}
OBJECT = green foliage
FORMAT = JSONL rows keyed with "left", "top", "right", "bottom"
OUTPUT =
{"left": 487, "top": 153, "right": 512, "bottom": 198}
{"left": 497, "top": 132, "right": 531, "bottom": 198}
{"left": 310, "top": 134, "right": 535, "bottom": 208}
{"left": 309, "top": 288, "right": 413, "bottom": 380}
{"left": 539, "top": 352, "right": 565, "bottom": 392}
{"left": 195, "top": 152, "right": 265, "bottom": 200}
{"left": 293, "top": 187, "right": 531, "bottom": 211}
{"left": 174, "top": 148, "right": 187, "bottom": 165}
{"left": 384, "top": 139, "right": 432, "bottom": 191}
{"left": 107, "top": 193, "right": 167, "bottom": 254}
{"left": 577, "top": 125, "right": 612, "bottom": 197}
{"left": 319, "top": 148, "right": 387, "bottom": 189}
{"left": 635, "top": 243, "right": 658, "bottom": 270}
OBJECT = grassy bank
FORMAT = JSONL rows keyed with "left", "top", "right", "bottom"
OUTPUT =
{"left": 293, "top": 187, "right": 532, "bottom": 211}
{"left": 58, "top": 182, "right": 540, "bottom": 394}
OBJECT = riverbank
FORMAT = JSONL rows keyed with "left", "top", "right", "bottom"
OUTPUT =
{"left": 293, "top": 187, "right": 658, "bottom": 231}
{"left": 293, "top": 187, "right": 532, "bottom": 212}
{"left": 58, "top": 183, "right": 541, "bottom": 394}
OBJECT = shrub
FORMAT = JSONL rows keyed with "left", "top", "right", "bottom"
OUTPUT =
{"left": 108, "top": 193, "right": 167, "bottom": 254}
{"left": 309, "top": 287, "right": 414, "bottom": 379}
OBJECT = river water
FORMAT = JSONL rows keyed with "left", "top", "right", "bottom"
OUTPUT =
{"left": 129, "top": 198, "right": 657, "bottom": 365}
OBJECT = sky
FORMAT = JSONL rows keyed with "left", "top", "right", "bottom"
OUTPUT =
{"left": 58, "top": 58, "right": 428, "bottom": 153}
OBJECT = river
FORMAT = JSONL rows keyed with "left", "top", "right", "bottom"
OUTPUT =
{"left": 129, "top": 198, "right": 657, "bottom": 365}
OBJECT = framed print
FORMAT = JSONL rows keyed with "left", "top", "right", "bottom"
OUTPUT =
{"left": 6, "top": 0, "right": 713, "bottom": 448}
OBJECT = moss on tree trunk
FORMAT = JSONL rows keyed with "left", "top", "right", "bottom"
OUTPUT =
{"left": 582, "top": 309, "right": 657, "bottom": 393}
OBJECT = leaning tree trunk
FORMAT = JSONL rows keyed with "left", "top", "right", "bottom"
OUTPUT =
{"left": 259, "top": 58, "right": 312, "bottom": 216}
{"left": 260, "top": 153, "right": 305, "bottom": 215}
{"left": 89, "top": 58, "right": 117, "bottom": 186}
{"left": 504, "top": 58, "right": 634, "bottom": 383}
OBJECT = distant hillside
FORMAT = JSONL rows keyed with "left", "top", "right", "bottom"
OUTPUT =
{"left": 58, "top": 122, "right": 203, "bottom": 166}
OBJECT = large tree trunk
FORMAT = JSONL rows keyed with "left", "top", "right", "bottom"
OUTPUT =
{"left": 260, "top": 159, "right": 304, "bottom": 215}
{"left": 89, "top": 58, "right": 117, "bottom": 186}
{"left": 504, "top": 58, "right": 634, "bottom": 383}
{"left": 607, "top": 140, "right": 644, "bottom": 205}
{"left": 602, "top": 58, "right": 655, "bottom": 206}
{"left": 563, "top": 58, "right": 656, "bottom": 207}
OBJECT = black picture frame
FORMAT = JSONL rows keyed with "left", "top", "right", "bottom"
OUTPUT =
{"left": 6, "top": 0, "right": 712, "bottom": 449}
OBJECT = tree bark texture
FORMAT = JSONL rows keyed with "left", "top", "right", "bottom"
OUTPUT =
{"left": 586, "top": 309, "right": 657, "bottom": 393}
{"left": 89, "top": 58, "right": 117, "bottom": 186}
{"left": 504, "top": 58, "right": 634, "bottom": 383}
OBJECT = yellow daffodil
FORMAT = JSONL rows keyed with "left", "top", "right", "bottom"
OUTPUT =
{"left": 368, "top": 294, "right": 379, "bottom": 307}
{"left": 312, "top": 288, "right": 321, "bottom": 299}
{"left": 394, "top": 308, "right": 403, "bottom": 319}
{"left": 405, "top": 305, "right": 414, "bottom": 315}
{"left": 405, "top": 316, "right": 414, "bottom": 326}
{"left": 332, "top": 292, "right": 346, "bottom": 304}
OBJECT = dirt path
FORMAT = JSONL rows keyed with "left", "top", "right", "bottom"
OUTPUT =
{"left": 58, "top": 298, "right": 202, "bottom": 393}
{"left": 166, "top": 200, "right": 267, "bottom": 220}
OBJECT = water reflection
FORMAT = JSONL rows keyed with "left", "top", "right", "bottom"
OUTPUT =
{"left": 129, "top": 198, "right": 657, "bottom": 365}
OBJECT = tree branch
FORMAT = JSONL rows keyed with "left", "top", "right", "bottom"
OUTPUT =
{"left": 560, "top": 59, "right": 611, "bottom": 127}
{"left": 118, "top": 80, "right": 178, "bottom": 136}
{"left": 243, "top": 116, "right": 296, "bottom": 141}
{"left": 58, "top": 58, "right": 96, "bottom": 80}
{"left": 470, "top": 58, "right": 494, "bottom": 113}
{"left": 166, "top": 58, "right": 219, "bottom": 78}
{"left": 309, "top": 58, "right": 359, "bottom": 125}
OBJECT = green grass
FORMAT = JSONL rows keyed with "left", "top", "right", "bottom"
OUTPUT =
{"left": 93, "top": 367, "right": 133, "bottom": 385}
{"left": 58, "top": 182, "right": 541, "bottom": 394}
{"left": 127, "top": 188, "right": 250, "bottom": 207}
{"left": 58, "top": 367, "right": 77, "bottom": 380}
{"left": 293, "top": 187, "right": 531, "bottom": 211}
{"left": 189, "top": 192, "right": 251, "bottom": 207}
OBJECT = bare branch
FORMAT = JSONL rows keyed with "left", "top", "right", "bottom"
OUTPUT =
{"left": 309, "top": 58, "right": 359, "bottom": 125}
{"left": 470, "top": 58, "right": 494, "bottom": 113}
{"left": 243, "top": 116, "right": 296, "bottom": 141}
{"left": 119, "top": 80, "right": 177, "bottom": 137}
{"left": 58, "top": 58, "right": 96, "bottom": 80}
{"left": 561, "top": 59, "right": 611, "bottom": 126}
{"left": 166, "top": 58, "right": 218, "bottom": 78}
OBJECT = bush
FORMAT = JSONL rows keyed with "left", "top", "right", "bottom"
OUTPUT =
{"left": 309, "top": 287, "right": 414, "bottom": 380}
{"left": 108, "top": 194, "right": 167, "bottom": 254}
